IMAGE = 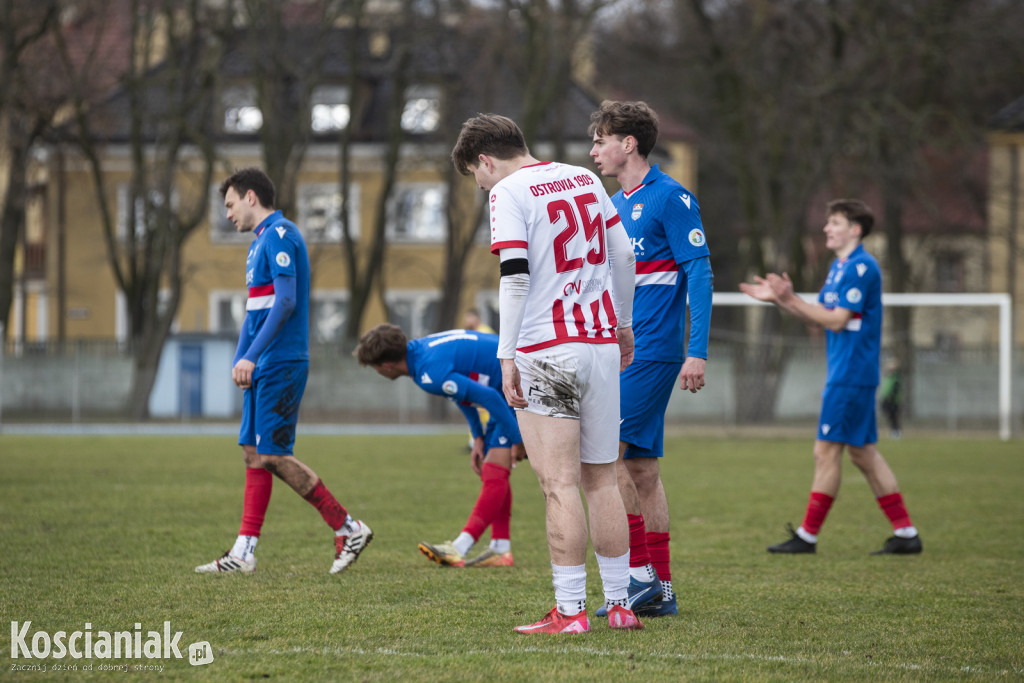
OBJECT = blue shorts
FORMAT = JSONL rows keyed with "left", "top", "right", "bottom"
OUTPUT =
{"left": 483, "top": 415, "right": 518, "bottom": 453}
{"left": 239, "top": 361, "right": 309, "bottom": 455}
{"left": 619, "top": 359, "right": 682, "bottom": 459}
{"left": 818, "top": 384, "right": 878, "bottom": 447}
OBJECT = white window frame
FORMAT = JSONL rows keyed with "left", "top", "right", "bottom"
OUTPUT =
{"left": 310, "top": 291, "right": 350, "bottom": 343}
{"left": 387, "top": 182, "right": 447, "bottom": 243}
{"left": 223, "top": 84, "right": 263, "bottom": 133}
{"left": 117, "top": 184, "right": 177, "bottom": 242}
{"left": 297, "top": 183, "right": 360, "bottom": 243}
{"left": 386, "top": 290, "right": 441, "bottom": 339}
{"left": 209, "top": 290, "right": 248, "bottom": 335}
{"left": 401, "top": 85, "right": 441, "bottom": 134}
{"left": 311, "top": 85, "right": 351, "bottom": 133}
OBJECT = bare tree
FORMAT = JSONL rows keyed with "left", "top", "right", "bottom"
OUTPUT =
{"left": 55, "top": 0, "right": 222, "bottom": 419}
{"left": 0, "top": 0, "right": 60, "bottom": 339}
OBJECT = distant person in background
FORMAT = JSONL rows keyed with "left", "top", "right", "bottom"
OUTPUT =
{"left": 355, "top": 323, "right": 526, "bottom": 568}
{"left": 463, "top": 308, "right": 496, "bottom": 334}
{"left": 196, "top": 167, "right": 372, "bottom": 576}
{"left": 740, "top": 198, "right": 922, "bottom": 556}
{"left": 879, "top": 359, "right": 904, "bottom": 439}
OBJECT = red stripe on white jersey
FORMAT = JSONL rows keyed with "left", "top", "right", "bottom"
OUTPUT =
{"left": 491, "top": 239, "right": 529, "bottom": 255}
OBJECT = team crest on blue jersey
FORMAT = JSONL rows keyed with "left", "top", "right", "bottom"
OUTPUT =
{"left": 631, "top": 203, "right": 644, "bottom": 220}
{"left": 688, "top": 229, "right": 706, "bottom": 247}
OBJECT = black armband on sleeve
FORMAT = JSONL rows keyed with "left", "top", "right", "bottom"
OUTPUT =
{"left": 500, "top": 258, "right": 530, "bottom": 277}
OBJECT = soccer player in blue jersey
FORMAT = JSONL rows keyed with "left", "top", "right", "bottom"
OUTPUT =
{"left": 740, "top": 198, "right": 922, "bottom": 555}
{"left": 196, "top": 167, "right": 372, "bottom": 575}
{"left": 355, "top": 323, "right": 526, "bottom": 568}
{"left": 588, "top": 101, "right": 714, "bottom": 617}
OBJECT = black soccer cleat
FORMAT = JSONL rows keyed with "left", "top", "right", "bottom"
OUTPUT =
{"left": 871, "top": 534, "right": 923, "bottom": 555}
{"left": 767, "top": 523, "right": 816, "bottom": 554}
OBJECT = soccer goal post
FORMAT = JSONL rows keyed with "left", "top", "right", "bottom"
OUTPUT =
{"left": 713, "top": 292, "right": 1013, "bottom": 441}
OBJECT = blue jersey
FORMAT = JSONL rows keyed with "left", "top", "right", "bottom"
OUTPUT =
{"left": 818, "top": 244, "right": 882, "bottom": 387}
{"left": 243, "top": 211, "right": 310, "bottom": 366}
{"left": 405, "top": 330, "right": 522, "bottom": 444}
{"left": 611, "top": 165, "right": 712, "bottom": 362}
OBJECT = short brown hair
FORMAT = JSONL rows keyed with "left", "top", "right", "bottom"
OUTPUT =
{"left": 450, "top": 114, "right": 528, "bottom": 175}
{"left": 219, "top": 167, "right": 276, "bottom": 209}
{"left": 827, "top": 198, "right": 875, "bottom": 238}
{"left": 587, "top": 100, "right": 659, "bottom": 159}
{"left": 353, "top": 323, "right": 408, "bottom": 366}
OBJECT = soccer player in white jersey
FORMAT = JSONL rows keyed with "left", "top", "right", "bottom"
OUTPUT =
{"left": 589, "top": 101, "right": 714, "bottom": 617}
{"left": 451, "top": 114, "right": 642, "bottom": 634}
{"left": 741, "top": 199, "right": 922, "bottom": 555}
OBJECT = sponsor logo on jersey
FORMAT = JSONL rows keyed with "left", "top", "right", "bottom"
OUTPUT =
{"left": 275, "top": 252, "right": 291, "bottom": 268}
{"left": 630, "top": 237, "right": 645, "bottom": 254}
{"left": 846, "top": 287, "right": 862, "bottom": 304}
{"left": 679, "top": 193, "right": 692, "bottom": 209}
{"left": 631, "top": 203, "right": 644, "bottom": 220}
{"left": 856, "top": 263, "right": 868, "bottom": 277}
{"left": 821, "top": 424, "right": 830, "bottom": 435}
{"left": 420, "top": 372, "right": 433, "bottom": 384}
{"left": 498, "top": 436, "right": 509, "bottom": 445}
{"left": 688, "top": 229, "right": 706, "bottom": 247}
{"left": 276, "top": 226, "right": 287, "bottom": 239}
{"left": 442, "top": 380, "right": 458, "bottom": 395}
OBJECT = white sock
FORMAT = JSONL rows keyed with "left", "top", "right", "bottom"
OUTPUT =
{"left": 661, "top": 580, "right": 675, "bottom": 602}
{"left": 489, "top": 538, "right": 511, "bottom": 554}
{"left": 552, "top": 563, "right": 587, "bottom": 616}
{"left": 231, "top": 535, "right": 258, "bottom": 562}
{"left": 629, "top": 563, "right": 657, "bottom": 583}
{"left": 894, "top": 526, "right": 918, "bottom": 539}
{"left": 452, "top": 532, "right": 475, "bottom": 557}
{"left": 335, "top": 515, "right": 359, "bottom": 536}
{"left": 796, "top": 526, "right": 818, "bottom": 544}
{"left": 596, "top": 551, "right": 630, "bottom": 604}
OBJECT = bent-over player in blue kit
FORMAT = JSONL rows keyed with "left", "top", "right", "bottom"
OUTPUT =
{"left": 589, "top": 101, "right": 714, "bottom": 617}
{"left": 354, "top": 324, "right": 527, "bottom": 568}
{"left": 196, "top": 167, "right": 372, "bottom": 575}
{"left": 740, "top": 198, "right": 922, "bottom": 555}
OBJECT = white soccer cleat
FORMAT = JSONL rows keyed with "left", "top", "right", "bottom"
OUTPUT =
{"left": 195, "top": 551, "right": 256, "bottom": 574}
{"left": 330, "top": 520, "right": 374, "bottom": 574}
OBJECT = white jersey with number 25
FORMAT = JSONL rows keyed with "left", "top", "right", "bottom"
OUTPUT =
{"left": 490, "top": 161, "right": 623, "bottom": 354}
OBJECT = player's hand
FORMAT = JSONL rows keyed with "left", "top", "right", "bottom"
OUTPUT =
{"left": 765, "top": 272, "right": 796, "bottom": 303}
{"left": 470, "top": 437, "right": 485, "bottom": 476}
{"left": 511, "top": 442, "right": 528, "bottom": 468}
{"left": 739, "top": 275, "right": 779, "bottom": 303}
{"left": 500, "top": 358, "right": 527, "bottom": 409}
{"left": 617, "top": 326, "right": 635, "bottom": 371}
{"left": 679, "top": 356, "right": 707, "bottom": 393}
{"left": 232, "top": 359, "right": 255, "bottom": 388}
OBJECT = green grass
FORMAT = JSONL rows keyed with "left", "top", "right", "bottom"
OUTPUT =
{"left": 1, "top": 433, "right": 1022, "bottom": 681}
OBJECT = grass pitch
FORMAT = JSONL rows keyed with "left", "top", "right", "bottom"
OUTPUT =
{"left": 1, "top": 432, "right": 1022, "bottom": 681}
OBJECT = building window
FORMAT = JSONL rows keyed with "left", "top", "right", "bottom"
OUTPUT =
{"left": 117, "top": 184, "right": 176, "bottom": 241}
{"left": 297, "top": 183, "right": 360, "bottom": 243}
{"left": 311, "top": 294, "right": 348, "bottom": 343}
{"left": 387, "top": 291, "right": 440, "bottom": 338}
{"left": 935, "top": 251, "right": 965, "bottom": 292}
{"left": 401, "top": 85, "right": 440, "bottom": 133}
{"left": 210, "top": 291, "right": 247, "bottom": 334}
{"left": 223, "top": 85, "right": 262, "bottom": 133}
{"left": 311, "top": 86, "right": 350, "bottom": 132}
{"left": 387, "top": 183, "right": 446, "bottom": 242}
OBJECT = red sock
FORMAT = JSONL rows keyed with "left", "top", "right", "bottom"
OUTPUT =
{"left": 464, "top": 463, "right": 511, "bottom": 540}
{"left": 877, "top": 492, "right": 913, "bottom": 530}
{"left": 302, "top": 479, "right": 349, "bottom": 531}
{"left": 647, "top": 531, "right": 671, "bottom": 582}
{"left": 491, "top": 475, "right": 513, "bottom": 541}
{"left": 801, "top": 491, "right": 835, "bottom": 535}
{"left": 238, "top": 467, "right": 273, "bottom": 537}
{"left": 628, "top": 514, "right": 652, "bottom": 568}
